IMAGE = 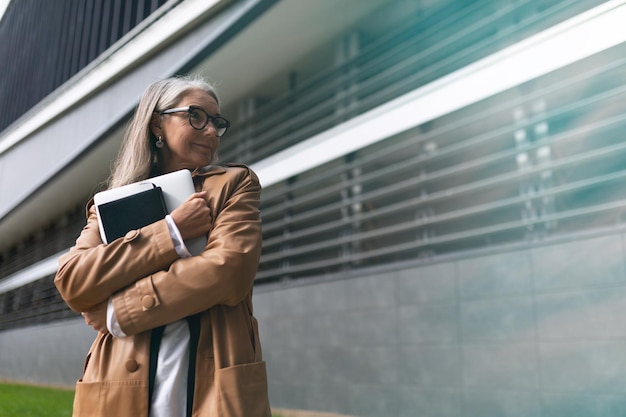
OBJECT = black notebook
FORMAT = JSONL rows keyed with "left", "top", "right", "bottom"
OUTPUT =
{"left": 97, "top": 185, "right": 168, "bottom": 243}
{"left": 94, "top": 169, "right": 206, "bottom": 255}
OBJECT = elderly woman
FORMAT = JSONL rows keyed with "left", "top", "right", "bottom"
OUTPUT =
{"left": 55, "top": 76, "right": 270, "bottom": 417}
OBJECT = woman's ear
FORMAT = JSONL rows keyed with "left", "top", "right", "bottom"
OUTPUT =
{"left": 149, "top": 112, "right": 162, "bottom": 138}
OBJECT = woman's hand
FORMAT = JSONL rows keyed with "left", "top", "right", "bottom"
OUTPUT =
{"left": 82, "top": 300, "right": 108, "bottom": 333}
{"left": 170, "top": 191, "right": 212, "bottom": 240}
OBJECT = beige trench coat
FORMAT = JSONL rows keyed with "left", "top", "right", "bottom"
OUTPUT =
{"left": 55, "top": 164, "right": 271, "bottom": 417}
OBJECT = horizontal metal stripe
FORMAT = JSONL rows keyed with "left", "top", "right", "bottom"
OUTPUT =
{"left": 251, "top": 0, "right": 626, "bottom": 188}
{"left": 259, "top": 50, "right": 626, "bottom": 203}
{"left": 0, "top": 254, "right": 62, "bottom": 295}
{"left": 261, "top": 169, "right": 626, "bottom": 250}
{"left": 261, "top": 117, "right": 626, "bottom": 234}
{"left": 257, "top": 198, "right": 626, "bottom": 280}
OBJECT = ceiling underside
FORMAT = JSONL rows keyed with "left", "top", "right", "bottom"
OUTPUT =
{"left": 0, "top": 0, "right": 393, "bottom": 251}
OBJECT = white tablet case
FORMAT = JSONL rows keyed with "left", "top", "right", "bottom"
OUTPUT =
{"left": 93, "top": 169, "right": 207, "bottom": 255}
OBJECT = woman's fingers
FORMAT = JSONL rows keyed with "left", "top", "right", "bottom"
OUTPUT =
{"left": 170, "top": 191, "right": 212, "bottom": 240}
{"left": 186, "top": 191, "right": 207, "bottom": 201}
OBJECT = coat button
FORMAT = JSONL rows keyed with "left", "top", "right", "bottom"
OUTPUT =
{"left": 125, "top": 359, "right": 139, "bottom": 372}
{"left": 124, "top": 230, "right": 140, "bottom": 241}
{"left": 141, "top": 295, "right": 156, "bottom": 309}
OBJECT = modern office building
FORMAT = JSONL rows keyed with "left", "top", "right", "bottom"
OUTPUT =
{"left": 2, "top": 0, "right": 626, "bottom": 415}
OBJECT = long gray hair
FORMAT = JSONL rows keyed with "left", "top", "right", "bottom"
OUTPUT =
{"left": 107, "top": 76, "right": 219, "bottom": 189}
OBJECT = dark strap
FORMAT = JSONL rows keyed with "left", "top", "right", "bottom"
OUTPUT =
{"left": 147, "top": 317, "right": 201, "bottom": 417}
{"left": 185, "top": 314, "right": 201, "bottom": 417}
{"left": 148, "top": 325, "right": 166, "bottom": 411}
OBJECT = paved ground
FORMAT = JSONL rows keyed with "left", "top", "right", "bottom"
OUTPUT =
{"left": 273, "top": 409, "right": 356, "bottom": 417}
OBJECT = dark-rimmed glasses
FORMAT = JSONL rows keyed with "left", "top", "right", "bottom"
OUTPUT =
{"left": 159, "top": 106, "right": 231, "bottom": 137}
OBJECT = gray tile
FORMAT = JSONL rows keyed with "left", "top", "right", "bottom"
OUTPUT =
{"left": 457, "top": 251, "right": 532, "bottom": 299}
{"left": 398, "top": 303, "right": 459, "bottom": 345}
{"left": 461, "top": 296, "right": 535, "bottom": 342}
{"left": 398, "top": 386, "right": 462, "bottom": 417}
{"left": 463, "top": 389, "right": 541, "bottom": 417}
{"left": 310, "top": 346, "right": 398, "bottom": 385}
{"left": 295, "top": 313, "right": 349, "bottom": 347}
{"left": 542, "top": 392, "right": 626, "bottom": 417}
{"left": 532, "top": 235, "right": 626, "bottom": 291}
{"left": 253, "top": 289, "right": 284, "bottom": 318}
{"left": 264, "top": 348, "right": 300, "bottom": 384}
{"left": 290, "top": 348, "right": 330, "bottom": 384}
{"left": 270, "top": 316, "right": 310, "bottom": 349}
{"left": 0, "top": 319, "right": 92, "bottom": 386}
{"left": 398, "top": 346, "right": 462, "bottom": 386}
{"left": 298, "top": 280, "right": 352, "bottom": 314}
{"left": 342, "top": 274, "right": 396, "bottom": 310}
{"left": 266, "top": 280, "right": 350, "bottom": 316}
{"left": 258, "top": 316, "right": 294, "bottom": 348}
{"left": 261, "top": 286, "right": 311, "bottom": 317}
{"left": 267, "top": 382, "right": 309, "bottom": 410}
{"left": 346, "top": 384, "right": 401, "bottom": 417}
{"left": 463, "top": 343, "right": 539, "bottom": 390}
{"left": 540, "top": 392, "right": 595, "bottom": 417}
{"left": 536, "top": 287, "right": 626, "bottom": 340}
{"left": 540, "top": 341, "right": 626, "bottom": 391}
{"left": 396, "top": 263, "right": 457, "bottom": 305}
{"left": 342, "top": 307, "right": 398, "bottom": 347}
{"left": 298, "top": 382, "right": 355, "bottom": 416}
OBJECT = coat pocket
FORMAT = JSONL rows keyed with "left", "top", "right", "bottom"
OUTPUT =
{"left": 73, "top": 381, "right": 101, "bottom": 417}
{"left": 73, "top": 380, "right": 148, "bottom": 417}
{"left": 216, "top": 361, "right": 271, "bottom": 417}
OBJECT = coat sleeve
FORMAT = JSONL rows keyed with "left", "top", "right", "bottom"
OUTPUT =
{"left": 54, "top": 204, "right": 181, "bottom": 312}
{"left": 111, "top": 166, "right": 262, "bottom": 336}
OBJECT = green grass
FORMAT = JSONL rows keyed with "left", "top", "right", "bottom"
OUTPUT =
{"left": 0, "top": 383, "right": 74, "bottom": 417}
{"left": 0, "top": 383, "right": 283, "bottom": 417}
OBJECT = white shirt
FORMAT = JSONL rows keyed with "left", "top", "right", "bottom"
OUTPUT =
{"left": 106, "top": 215, "right": 191, "bottom": 417}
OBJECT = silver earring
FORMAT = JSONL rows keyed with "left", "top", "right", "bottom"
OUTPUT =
{"left": 156, "top": 136, "right": 164, "bottom": 148}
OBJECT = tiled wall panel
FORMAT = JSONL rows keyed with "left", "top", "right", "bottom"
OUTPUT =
{"left": 3, "top": 231, "right": 626, "bottom": 416}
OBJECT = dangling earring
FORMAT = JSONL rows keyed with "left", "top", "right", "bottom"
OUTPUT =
{"left": 156, "top": 135, "right": 164, "bottom": 148}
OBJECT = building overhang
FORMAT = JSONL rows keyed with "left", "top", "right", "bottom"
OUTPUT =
{"left": 0, "top": 0, "right": 386, "bottom": 251}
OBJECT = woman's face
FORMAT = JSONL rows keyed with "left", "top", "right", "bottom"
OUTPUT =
{"left": 152, "top": 89, "right": 221, "bottom": 173}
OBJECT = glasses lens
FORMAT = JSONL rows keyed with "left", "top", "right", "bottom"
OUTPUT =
{"left": 213, "top": 117, "right": 230, "bottom": 136}
{"left": 188, "top": 108, "right": 209, "bottom": 130}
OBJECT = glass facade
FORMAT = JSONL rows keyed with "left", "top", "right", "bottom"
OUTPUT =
{"left": 0, "top": 0, "right": 168, "bottom": 133}
{"left": 1, "top": 0, "right": 624, "bottom": 329}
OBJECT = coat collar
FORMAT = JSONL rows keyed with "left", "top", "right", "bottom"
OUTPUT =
{"left": 191, "top": 164, "right": 227, "bottom": 178}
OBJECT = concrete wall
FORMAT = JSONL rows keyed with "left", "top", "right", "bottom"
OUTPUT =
{"left": 2, "top": 230, "right": 626, "bottom": 416}
{"left": 258, "top": 231, "right": 626, "bottom": 417}
{"left": 0, "top": 318, "right": 93, "bottom": 388}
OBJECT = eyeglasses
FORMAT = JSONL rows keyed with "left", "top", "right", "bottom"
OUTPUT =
{"left": 159, "top": 106, "right": 231, "bottom": 137}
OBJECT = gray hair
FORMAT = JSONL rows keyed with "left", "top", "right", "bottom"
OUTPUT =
{"left": 108, "top": 76, "right": 220, "bottom": 188}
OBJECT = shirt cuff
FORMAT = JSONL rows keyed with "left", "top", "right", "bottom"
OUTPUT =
{"left": 165, "top": 214, "right": 192, "bottom": 258}
{"left": 107, "top": 298, "right": 127, "bottom": 338}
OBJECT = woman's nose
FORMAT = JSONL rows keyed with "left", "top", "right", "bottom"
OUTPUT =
{"left": 204, "top": 120, "right": 219, "bottom": 136}
{"left": 204, "top": 126, "right": 220, "bottom": 144}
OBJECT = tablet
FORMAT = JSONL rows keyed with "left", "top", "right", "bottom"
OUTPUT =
{"left": 93, "top": 169, "right": 207, "bottom": 255}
